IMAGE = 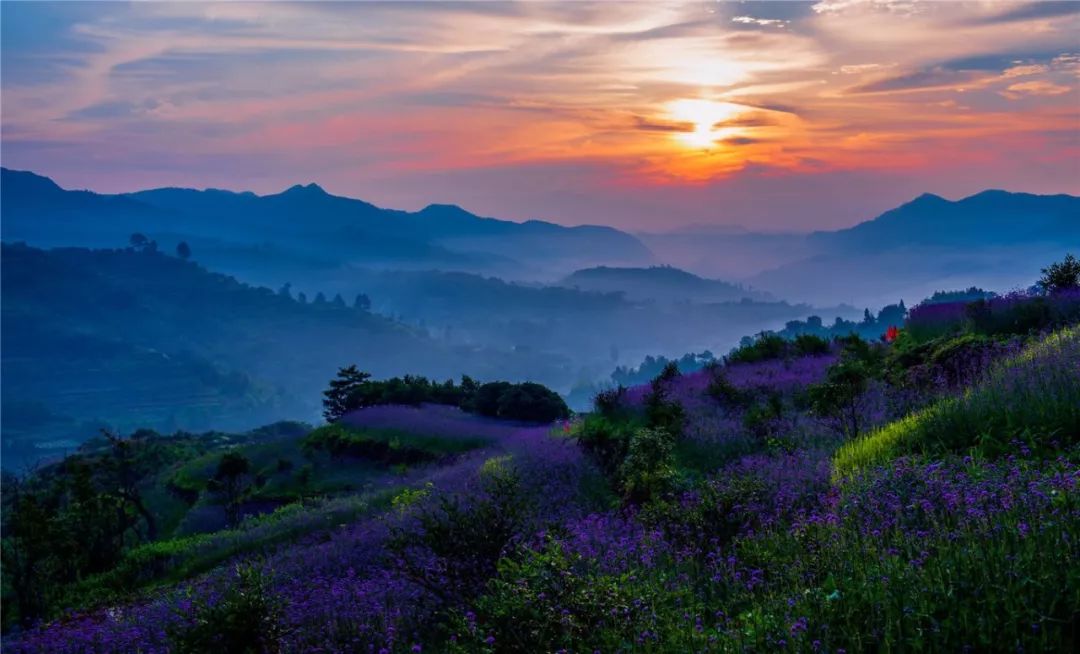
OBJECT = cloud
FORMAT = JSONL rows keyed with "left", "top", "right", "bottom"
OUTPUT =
{"left": 972, "top": 1, "right": 1080, "bottom": 26}
{"left": 731, "top": 16, "right": 789, "bottom": 28}
{"left": 838, "top": 63, "right": 896, "bottom": 74}
{"left": 812, "top": 0, "right": 920, "bottom": 16}
{"left": 2, "top": 0, "right": 1078, "bottom": 230}
{"left": 1001, "top": 80, "right": 1072, "bottom": 98}
{"left": 845, "top": 68, "right": 985, "bottom": 94}
{"left": 632, "top": 116, "right": 694, "bottom": 133}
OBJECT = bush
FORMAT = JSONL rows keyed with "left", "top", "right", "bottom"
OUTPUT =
{"left": 389, "top": 456, "right": 527, "bottom": 604}
{"left": 573, "top": 414, "right": 638, "bottom": 479}
{"left": 728, "top": 332, "right": 790, "bottom": 364}
{"left": 619, "top": 427, "right": 677, "bottom": 503}
{"left": 493, "top": 382, "right": 570, "bottom": 423}
{"left": 167, "top": 564, "right": 287, "bottom": 654}
{"left": 793, "top": 333, "right": 830, "bottom": 356}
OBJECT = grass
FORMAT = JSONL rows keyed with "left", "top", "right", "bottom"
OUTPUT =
{"left": 59, "top": 487, "right": 402, "bottom": 615}
{"left": 834, "top": 326, "right": 1080, "bottom": 479}
{"left": 302, "top": 423, "right": 493, "bottom": 461}
{"left": 462, "top": 458, "right": 1080, "bottom": 653}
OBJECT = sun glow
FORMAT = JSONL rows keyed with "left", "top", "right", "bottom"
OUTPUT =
{"left": 667, "top": 99, "right": 746, "bottom": 149}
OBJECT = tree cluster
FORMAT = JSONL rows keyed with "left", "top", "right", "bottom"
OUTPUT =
{"left": 321, "top": 366, "right": 569, "bottom": 424}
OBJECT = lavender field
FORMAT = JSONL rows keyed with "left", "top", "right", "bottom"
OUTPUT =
{"left": 3, "top": 284, "right": 1079, "bottom": 653}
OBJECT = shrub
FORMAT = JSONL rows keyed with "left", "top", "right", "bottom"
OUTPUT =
{"left": 167, "top": 564, "right": 288, "bottom": 654}
{"left": 793, "top": 333, "right": 830, "bottom": 356}
{"left": 493, "top": 382, "right": 570, "bottom": 423}
{"left": 728, "top": 332, "right": 790, "bottom": 364}
{"left": 573, "top": 414, "right": 638, "bottom": 480}
{"left": 388, "top": 457, "right": 527, "bottom": 605}
{"left": 592, "top": 385, "right": 627, "bottom": 416}
{"left": 619, "top": 427, "right": 677, "bottom": 504}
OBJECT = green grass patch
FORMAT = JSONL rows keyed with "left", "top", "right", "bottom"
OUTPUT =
{"left": 303, "top": 423, "right": 492, "bottom": 463}
{"left": 61, "top": 487, "right": 401, "bottom": 614}
{"left": 835, "top": 327, "right": 1080, "bottom": 479}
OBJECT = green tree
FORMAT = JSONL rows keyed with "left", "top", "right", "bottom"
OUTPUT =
{"left": 1039, "top": 253, "right": 1080, "bottom": 293}
{"left": 321, "top": 364, "right": 372, "bottom": 422}
{"left": 210, "top": 452, "right": 252, "bottom": 528}
{"left": 809, "top": 338, "right": 882, "bottom": 439}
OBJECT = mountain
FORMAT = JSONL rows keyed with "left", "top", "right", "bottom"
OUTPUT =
{"left": 559, "top": 265, "right": 772, "bottom": 304}
{"left": 0, "top": 168, "right": 653, "bottom": 280}
{"left": 640, "top": 190, "right": 1078, "bottom": 307}
{"left": 812, "top": 190, "right": 1080, "bottom": 252}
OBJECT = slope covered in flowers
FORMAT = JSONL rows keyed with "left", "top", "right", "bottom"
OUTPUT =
{"left": 6, "top": 291, "right": 1080, "bottom": 653}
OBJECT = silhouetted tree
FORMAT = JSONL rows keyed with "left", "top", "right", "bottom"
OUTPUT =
{"left": 313, "top": 292, "right": 327, "bottom": 305}
{"left": 297, "top": 291, "right": 308, "bottom": 304}
{"left": 332, "top": 293, "right": 346, "bottom": 307}
{"left": 322, "top": 365, "right": 372, "bottom": 422}
{"left": 209, "top": 452, "right": 251, "bottom": 528}
{"left": 102, "top": 430, "right": 157, "bottom": 541}
{"left": 354, "top": 293, "right": 372, "bottom": 311}
{"left": 129, "top": 233, "right": 149, "bottom": 250}
{"left": 1040, "top": 253, "right": 1080, "bottom": 293}
{"left": 278, "top": 282, "right": 292, "bottom": 299}
{"left": 176, "top": 241, "right": 192, "bottom": 260}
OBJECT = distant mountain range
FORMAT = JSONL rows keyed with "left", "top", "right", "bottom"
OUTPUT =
{"left": 0, "top": 168, "right": 653, "bottom": 280}
{"left": 3, "top": 167, "right": 1076, "bottom": 306}
{"left": 640, "top": 190, "right": 1079, "bottom": 306}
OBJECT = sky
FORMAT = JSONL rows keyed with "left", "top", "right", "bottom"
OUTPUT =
{"left": 1, "top": 1, "right": 1078, "bottom": 232}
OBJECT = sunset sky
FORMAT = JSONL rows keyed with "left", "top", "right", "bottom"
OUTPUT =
{"left": 2, "top": 1, "right": 1078, "bottom": 231}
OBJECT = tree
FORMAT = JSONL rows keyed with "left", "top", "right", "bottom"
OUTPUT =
{"left": 809, "top": 338, "right": 882, "bottom": 439}
{"left": 278, "top": 282, "right": 292, "bottom": 299}
{"left": 322, "top": 364, "right": 372, "bottom": 422}
{"left": 129, "top": 233, "right": 149, "bottom": 250}
{"left": 102, "top": 430, "right": 157, "bottom": 541}
{"left": 1, "top": 474, "right": 51, "bottom": 627}
{"left": 176, "top": 241, "right": 192, "bottom": 260}
{"left": 354, "top": 293, "right": 372, "bottom": 311}
{"left": 297, "top": 291, "right": 308, "bottom": 304}
{"left": 313, "top": 292, "right": 327, "bottom": 305}
{"left": 332, "top": 293, "right": 346, "bottom": 307}
{"left": 209, "top": 452, "right": 251, "bottom": 528}
{"left": 1039, "top": 253, "right": 1080, "bottom": 293}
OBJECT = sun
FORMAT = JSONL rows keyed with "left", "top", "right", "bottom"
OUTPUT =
{"left": 667, "top": 99, "right": 745, "bottom": 149}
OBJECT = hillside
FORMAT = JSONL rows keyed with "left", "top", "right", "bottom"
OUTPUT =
{"left": 0, "top": 244, "right": 574, "bottom": 468}
{"left": 560, "top": 265, "right": 771, "bottom": 303}
{"left": 5, "top": 280, "right": 1079, "bottom": 652}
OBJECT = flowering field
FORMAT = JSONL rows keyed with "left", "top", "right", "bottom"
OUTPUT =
{"left": 5, "top": 297, "right": 1080, "bottom": 653}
